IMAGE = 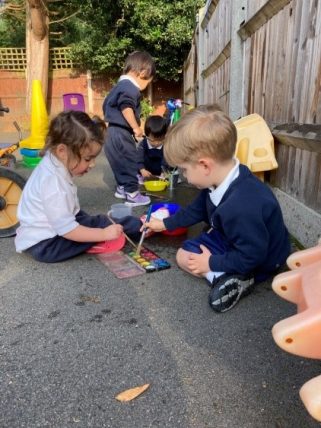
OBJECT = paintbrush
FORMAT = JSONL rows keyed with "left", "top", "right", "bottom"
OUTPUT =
{"left": 141, "top": 191, "right": 167, "bottom": 200}
{"left": 107, "top": 211, "right": 137, "bottom": 250}
{"left": 136, "top": 204, "right": 153, "bottom": 255}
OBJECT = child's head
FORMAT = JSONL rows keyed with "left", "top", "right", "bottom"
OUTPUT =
{"left": 164, "top": 105, "right": 237, "bottom": 188}
{"left": 164, "top": 105, "right": 236, "bottom": 165}
{"left": 43, "top": 111, "right": 106, "bottom": 176}
{"left": 144, "top": 115, "right": 168, "bottom": 147}
{"left": 123, "top": 51, "right": 156, "bottom": 91}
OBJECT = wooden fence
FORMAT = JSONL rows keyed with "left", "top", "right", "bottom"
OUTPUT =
{"left": 183, "top": 0, "right": 321, "bottom": 245}
{"left": 0, "top": 47, "right": 78, "bottom": 71}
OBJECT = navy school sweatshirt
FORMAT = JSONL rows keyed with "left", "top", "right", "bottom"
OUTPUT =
{"left": 164, "top": 165, "right": 290, "bottom": 277}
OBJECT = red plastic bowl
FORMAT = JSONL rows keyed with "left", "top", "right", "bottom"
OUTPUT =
{"left": 150, "top": 202, "right": 188, "bottom": 236}
{"left": 86, "top": 234, "right": 126, "bottom": 254}
{"left": 162, "top": 227, "right": 187, "bottom": 236}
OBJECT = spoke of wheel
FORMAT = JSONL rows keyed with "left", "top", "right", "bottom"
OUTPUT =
{"left": 0, "top": 208, "right": 14, "bottom": 227}
{"left": 2, "top": 181, "right": 22, "bottom": 205}
{"left": 4, "top": 198, "right": 20, "bottom": 205}
{"left": 0, "top": 178, "right": 13, "bottom": 197}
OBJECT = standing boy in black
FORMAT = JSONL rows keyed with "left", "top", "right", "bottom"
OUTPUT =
{"left": 103, "top": 51, "right": 155, "bottom": 206}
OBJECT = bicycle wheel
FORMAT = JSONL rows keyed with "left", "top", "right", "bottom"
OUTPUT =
{"left": 0, "top": 167, "right": 26, "bottom": 237}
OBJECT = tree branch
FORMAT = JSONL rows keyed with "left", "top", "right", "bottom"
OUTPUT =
{"left": 49, "top": 9, "right": 79, "bottom": 25}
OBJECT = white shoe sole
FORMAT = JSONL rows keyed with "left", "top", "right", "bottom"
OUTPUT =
{"left": 114, "top": 192, "right": 126, "bottom": 199}
{"left": 124, "top": 199, "right": 151, "bottom": 207}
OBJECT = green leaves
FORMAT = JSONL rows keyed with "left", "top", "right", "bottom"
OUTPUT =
{"left": 1, "top": 0, "right": 205, "bottom": 80}
{"left": 66, "top": 0, "right": 204, "bottom": 79}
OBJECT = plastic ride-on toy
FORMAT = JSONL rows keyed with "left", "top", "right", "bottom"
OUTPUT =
{"left": 0, "top": 106, "right": 26, "bottom": 237}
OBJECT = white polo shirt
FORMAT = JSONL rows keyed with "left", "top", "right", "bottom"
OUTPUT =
{"left": 15, "top": 152, "right": 80, "bottom": 252}
{"left": 208, "top": 158, "right": 240, "bottom": 207}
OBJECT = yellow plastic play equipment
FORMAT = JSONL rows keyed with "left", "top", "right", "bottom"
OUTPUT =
{"left": 272, "top": 245, "right": 321, "bottom": 422}
{"left": 20, "top": 80, "right": 49, "bottom": 150}
{"left": 234, "top": 114, "right": 278, "bottom": 181}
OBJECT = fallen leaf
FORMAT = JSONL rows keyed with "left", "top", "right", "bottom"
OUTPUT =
{"left": 80, "top": 295, "right": 101, "bottom": 304}
{"left": 115, "top": 383, "right": 150, "bottom": 402}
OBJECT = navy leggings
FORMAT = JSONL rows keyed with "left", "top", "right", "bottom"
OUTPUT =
{"left": 26, "top": 210, "right": 141, "bottom": 263}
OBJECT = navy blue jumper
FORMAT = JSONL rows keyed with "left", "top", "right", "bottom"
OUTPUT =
{"left": 137, "top": 137, "right": 168, "bottom": 176}
{"left": 164, "top": 165, "right": 290, "bottom": 281}
{"left": 103, "top": 78, "right": 141, "bottom": 193}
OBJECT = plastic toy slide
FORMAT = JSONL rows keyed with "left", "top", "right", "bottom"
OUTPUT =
{"left": 272, "top": 244, "right": 321, "bottom": 421}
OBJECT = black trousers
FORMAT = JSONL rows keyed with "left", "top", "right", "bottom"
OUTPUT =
{"left": 26, "top": 210, "right": 141, "bottom": 263}
{"left": 104, "top": 126, "right": 139, "bottom": 193}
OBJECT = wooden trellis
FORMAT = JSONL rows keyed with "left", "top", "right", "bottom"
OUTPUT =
{"left": 0, "top": 47, "right": 77, "bottom": 71}
{"left": 0, "top": 48, "right": 26, "bottom": 71}
{"left": 49, "top": 47, "right": 75, "bottom": 70}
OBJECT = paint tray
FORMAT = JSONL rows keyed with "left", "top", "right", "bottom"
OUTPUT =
{"left": 97, "top": 251, "right": 145, "bottom": 279}
{"left": 126, "top": 247, "right": 171, "bottom": 273}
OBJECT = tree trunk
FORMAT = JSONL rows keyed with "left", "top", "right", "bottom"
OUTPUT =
{"left": 25, "top": 0, "right": 49, "bottom": 112}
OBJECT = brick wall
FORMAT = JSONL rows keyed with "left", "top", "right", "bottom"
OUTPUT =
{"left": 0, "top": 69, "right": 182, "bottom": 132}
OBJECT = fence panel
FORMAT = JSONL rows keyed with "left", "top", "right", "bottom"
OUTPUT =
{"left": 183, "top": 0, "right": 321, "bottom": 235}
{"left": 246, "top": 0, "right": 321, "bottom": 124}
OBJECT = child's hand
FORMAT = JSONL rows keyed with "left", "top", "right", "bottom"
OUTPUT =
{"left": 187, "top": 244, "right": 211, "bottom": 275}
{"left": 103, "top": 224, "right": 123, "bottom": 241}
{"left": 133, "top": 127, "right": 143, "bottom": 138}
{"left": 143, "top": 218, "right": 165, "bottom": 232}
{"left": 140, "top": 168, "right": 152, "bottom": 178}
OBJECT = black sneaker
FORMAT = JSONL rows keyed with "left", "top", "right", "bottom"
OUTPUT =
{"left": 209, "top": 274, "right": 255, "bottom": 313}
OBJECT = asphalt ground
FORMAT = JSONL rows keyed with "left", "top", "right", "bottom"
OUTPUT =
{"left": 1, "top": 143, "right": 320, "bottom": 427}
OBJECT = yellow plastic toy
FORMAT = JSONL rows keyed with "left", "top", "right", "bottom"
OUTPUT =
{"left": 20, "top": 80, "right": 49, "bottom": 150}
{"left": 234, "top": 114, "right": 278, "bottom": 181}
{"left": 272, "top": 244, "right": 321, "bottom": 422}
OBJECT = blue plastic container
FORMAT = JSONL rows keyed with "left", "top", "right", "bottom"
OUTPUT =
{"left": 150, "top": 202, "right": 187, "bottom": 236}
{"left": 20, "top": 148, "right": 41, "bottom": 158}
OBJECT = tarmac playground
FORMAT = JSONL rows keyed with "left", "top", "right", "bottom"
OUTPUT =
{"left": 1, "top": 139, "right": 321, "bottom": 427}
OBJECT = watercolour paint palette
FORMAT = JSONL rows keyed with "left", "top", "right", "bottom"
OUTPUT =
{"left": 97, "top": 251, "right": 146, "bottom": 279}
{"left": 97, "top": 247, "right": 171, "bottom": 279}
{"left": 126, "top": 247, "right": 171, "bottom": 273}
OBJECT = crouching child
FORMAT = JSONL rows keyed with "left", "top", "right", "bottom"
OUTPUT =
{"left": 144, "top": 106, "right": 290, "bottom": 312}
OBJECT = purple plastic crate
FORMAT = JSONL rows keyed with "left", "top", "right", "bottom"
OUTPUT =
{"left": 62, "top": 93, "right": 85, "bottom": 112}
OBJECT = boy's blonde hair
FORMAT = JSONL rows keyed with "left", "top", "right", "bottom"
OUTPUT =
{"left": 164, "top": 106, "right": 237, "bottom": 166}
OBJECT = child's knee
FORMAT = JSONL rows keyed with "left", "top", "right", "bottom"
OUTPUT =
{"left": 176, "top": 248, "right": 189, "bottom": 270}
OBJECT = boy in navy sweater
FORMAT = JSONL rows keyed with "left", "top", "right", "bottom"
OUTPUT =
{"left": 145, "top": 106, "right": 290, "bottom": 312}
{"left": 103, "top": 51, "right": 155, "bottom": 206}
{"left": 137, "top": 115, "right": 169, "bottom": 180}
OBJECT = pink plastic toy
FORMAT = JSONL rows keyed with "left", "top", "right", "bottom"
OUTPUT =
{"left": 272, "top": 244, "right": 321, "bottom": 421}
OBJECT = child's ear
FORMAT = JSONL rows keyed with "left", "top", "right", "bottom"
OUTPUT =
{"left": 55, "top": 143, "right": 68, "bottom": 161}
{"left": 198, "top": 158, "right": 213, "bottom": 173}
{"left": 139, "top": 70, "right": 149, "bottom": 80}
